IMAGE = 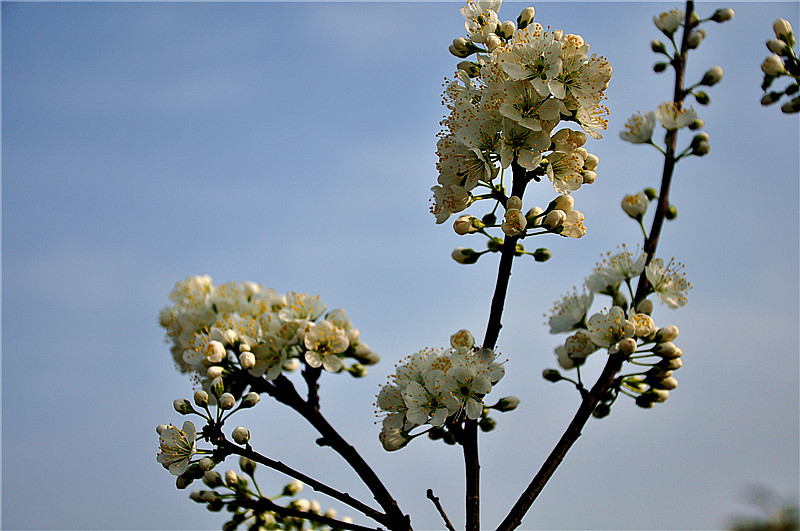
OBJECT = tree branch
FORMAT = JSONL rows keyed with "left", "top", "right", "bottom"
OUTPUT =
{"left": 426, "top": 489, "right": 457, "bottom": 531}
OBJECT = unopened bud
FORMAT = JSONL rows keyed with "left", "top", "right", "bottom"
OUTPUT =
{"left": 492, "top": 396, "right": 521, "bottom": 412}
{"left": 549, "top": 194, "right": 574, "bottom": 212}
{"left": 781, "top": 96, "right": 800, "bottom": 113}
{"left": 173, "top": 398, "right": 194, "bottom": 415}
{"left": 486, "top": 238, "right": 502, "bottom": 252}
{"left": 225, "top": 469, "right": 240, "bottom": 488}
{"left": 499, "top": 20, "right": 516, "bottom": 39}
{"left": 710, "top": 8, "right": 734, "bottom": 23}
{"left": 457, "top": 60, "right": 481, "bottom": 77}
{"left": 232, "top": 426, "right": 250, "bottom": 444}
{"left": 655, "top": 325, "right": 680, "bottom": 342}
{"left": 666, "top": 204, "right": 678, "bottom": 219}
{"left": 542, "top": 210, "right": 566, "bottom": 230}
{"left": 239, "top": 351, "right": 255, "bottom": 370}
{"left": 654, "top": 341, "right": 680, "bottom": 358}
{"left": 651, "top": 39, "right": 667, "bottom": 54}
{"left": 507, "top": 195, "right": 523, "bottom": 211}
{"left": 767, "top": 39, "right": 789, "bottom": 55}
{"left": 517, "top": 7, "right": 535, "bottom": 30}
{"left": 156, "top": 424, "right": 168, "bottom": 435}
{"left": 688, "top": 118, "right": 705, "bottom": 130}
{"left": 283, "top": 480, "right": 304, "bottom": 496}
{"left": 654, "top": 61, "right": 669, "bottom": 73}
{"left": 485, "top": 34, "right": 502, "bottom": 52}
{"left": 454, "top": 215, "right": 483, "bottom": 235}
{"left": 241, "top": 391, "right": 260, "bottom": 408}
{"left": 452, "top": 247, "right": 479, "bottom": 264}
{"left": 207, "top": 366, "right": 224, "bottom": 379}
{"left": 479, "top": 416, "right": 497, "bottom": 432}
{"left": 761, "top": 91, "right": 782, "bottom": 106}
{"left": 543, "top": 368, "right": 562, "bottom": 382}
{"left": 379, "top": 428, "right": 410, "bottom": 451}
{"left": 618, "top": 338, "right": 638, "bottom": 356}
{"left": 635, "top": 394, "right": 657, "bottom": 409}
{"left": 176, "top": 476, "right": 194, "bottom": 489}
{"left": 700, "top": 66, "right": 723, "bottom": 86}
{"left": 694, "top": 91, "right": 710, "bottom": 105}
{"left": 773, "top": 18, "right": 794, "bottom": 47}
{"left": 481, "top": 212, "right": 497, "bottom": 225}
{"left": 349, "top": 363, "right": 368, "bottom": 377}
{"left": 592, "top": 403, "right": 611, "bottom": 418}
{"left": 194, "top": 390, "right": 209, "bottom": 407}
{"left": 643, "top": 187, "right": 658, "bottom": 201}
{"left": 636, "top": 299, "right": 654, "bottom": 315}
{"left": 239, "top": 456, "right": 256, "bottom": 475}
{"left": 651, "top": 388, "right": 670, "bottom": 402}
{"left": 203, "top": 470, "right": 223, "bottom": 488}
{"left": 219, "top": 393, "right": 236, "bottom": 410}
{"left": 198, "top": 457, "right": 215, "bottom": 471}
{"left": 762, "top": 55, "right": 786, "bottom": 77}
{"left": 525, "top": 206, "right": 544, "bottom": 226}
{"left": 692, "top": 140, "right": 710, "bottom": 156}
{"left": 687, "top": 28, "right": 706, "bottom": 49}
{"left": 532, "top": 248, "right": 552, "bottom": 262}
{"left": 655, "top": 376, "right": 679, "bottom": 390}
{"left": 658, "top": 357, "right": 683, "bottom": 370}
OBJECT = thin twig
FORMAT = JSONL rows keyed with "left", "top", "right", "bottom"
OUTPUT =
{"left": 239, "top": 495, "right": 384, "bottom": 531}
{"left": 426, "top": 489, "right": 457, "bottom": 531}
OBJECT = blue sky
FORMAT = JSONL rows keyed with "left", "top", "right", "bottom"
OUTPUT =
{"left": 2, "top": 2, "right": 798, "bottom": 530}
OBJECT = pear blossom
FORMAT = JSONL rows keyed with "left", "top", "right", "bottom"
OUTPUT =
{"left": 656, "top": 102, "right": 698, "bottom": 130}
{"left": 403, "top": 370, "right": 451, "bottom": 426}
{"left": 499, "top": 119, "right": 551, "bottom": 169}
{"left": 157, "top": 421, "right": 197, "bottom": 476}
{"left": 304, "top": 320, "right": 349, "bottom": 372}
{"left": 620, "top": 111, "right": 656, "bottom": 144}
{"left": 645, "top": 258, "right": 691, "bottom": 308}
{"left": 548, "top": 288, "right": 594, "bottom": 333}
{"left": 587, "top": 306, "right": 635, "bottom": 348}
{"left": 545, "top": 150, "right": 584, "bottom": 193}
{"left": 461, "top": 0, "right": 502, "bottom": 43}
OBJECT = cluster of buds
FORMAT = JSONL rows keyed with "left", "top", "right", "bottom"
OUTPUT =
{"left": 761, "top": 18, "right": 799, "bottom": 113}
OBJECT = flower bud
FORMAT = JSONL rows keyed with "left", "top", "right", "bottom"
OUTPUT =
{"left": 651, "top": 39, "right": 667, "bottom": 54}
{"left": 636, "top": 299, "right": 654, "bottom": 315}
{"left": 379, "top": 428, "right": 410, "bottom": 451}
{"left": 201, "top": 490, "right": 218, "bottom": 503}
{"left": 176, "top": 475, "right": 194, "bottom": 489}
{"left": 767, "top": 39, "right": 789, "bottom": 55}
{"left": 655, "top": 325, "right": 680, "bottom": 342}
{"left": 156, "top": 424, "right": 168, "bottom": 435}
{"left": 517, "top": 7, "right": 535, "bottom": 30}
{"left": 189, "top": 490, "right": 205, "bottom": 503}
{"left": 542, "top": 210, "right": 566, "bottom": 230}
{"left": 700, "top": 66, "right": 723, "bottom": 86}
{"left": 452, "top": 247, "right": 479, "bottom": 264}
{"left": 452, "top": 37, "right": 472, "bottom": 55}
{"left": 239, "top": 456, "right": 256, "bottom": 475}
{"left": 635, "top": 394, "right": 656, "bottom": 409}
{"left": 694, "top": 91, "right": 710, "bottom": 105}
{"left": 688, "top": 118, "right": 705, "bottom": 130}
{"left": 781, "top": 96, "right": 800, "bottom": 114}
{"left": 692, "top": 140, "right": 710, "bottom": 156}
{"left": 194, "top": 390, "right": 209, "bottom": 407}
{"left": 207, "top": 366, "right": 224, "bottom": 379}
{"left": 583, "top": 153, "right": 599, "bottom": 171}
{"left": 239, "top": 351, "right": 255, "bottom": 370}
{"left": 654, "top": 341, "right": 680, "bottom": 358}
{"left": 219, "top": 393, "right": 236, "bottom": 410}
{"left": 204, "top": 340, "right": 226, "bottom": 364}
{"left": 761, "top": 91, "right": 782, "bottom": 106}
{"left": 348, "top": 363, "right": 368, "bottom": 377}
{"left": 283, "top": 480, "right": 304, "bottom": 496}
{"left": 492, "top": 396, "right": 521, "bottom": 412}
{"left": 687, "top": 28, "right": 706, "bottom": 49}
{"left": 617, "top": 338, "right": 637, "bottom": 356}
{"left": 773, "top": 18, "right": 794, "bottom": 46}
{"left": 450, "top": 329, "right": 475, "bottom": 354}
{"left": 481, "top": 212, "right": 497, "bottom": 225}
{"left": 542, "top": 368, "right": 562, "bottom": 382}
{"left": 457, "top": 61, "right": 481, "bottom": 77}
{"left": 665, "top": 204, "right": 678, "bottom": 219}
{"left": 621, "top": 192, "right": 648, "bottom": 220}
{"left": 658, "top": 357, "right": 683, "bottom": 370}
{"left": 454, "top": 215, "right": 482, "bottom": 235}
{"left": 532, "top": 248, "right": 552, "bottom": 262}
{"left": 643, "top": 187, "right": 658, "bottom": 201}
{"left": 651, "top": 388, "right": 670, "bottom": 402}
{"left": 710, "top": 8, "right": 734, "bottom": 22}
{"left": 485, "top": 34, "right": 502, "bottom": 52}
{"left": 232, "top": 426, "right": 250, "bottom": 444}
{"left": 203, "top": 470, "right": 223, "bottom": 488}
{"left": 486, "top": 238, "right": 502, "bottom": 252}
{"left": 525, "top": 206, "right": 544, "bottom": 226}
{"left": 762, "top": 55, "right": 786, "bottom": 77}
{"left": 592, "top": 403, "right": 611, "bottom": 418}
{"left": 499, "top": 20, "right": 516, "bottom": 38}
{"left": 655, "top": 376, "right": 679, "bottom": 390}
{"left": 198, "top": 457, "right": 215, "bottom": 471}
{"left": 506, "top": 195, "right": 523, "bottom": 211}
{"left": 654, "top": 61, "right": 669, "bottom": 73}
{"left": 173, "top": 398, "right": 194, "bottom": 415}
{"left": 549, "top": 194, "right": 574, "bottom": 212}
{"left": 225, "top": 469, "right": 240, "bottom": 488}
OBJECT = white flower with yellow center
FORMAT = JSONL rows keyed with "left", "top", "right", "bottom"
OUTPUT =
{"left": 442, "top": 364, "right": 493, "bottom": 420}
{"left": 645, "top": 258, "right": 691, "bottom": 308}
{"left": 304, "top": 320, "right": 349, "bottom": 373}
{"left": 430, "top": 182, "right": 473, "bottom": 224}
{"left": 249, "top": 335, "right": 287, "bottom": 380}
{"left": 621, "top": 191, "right": 649, "bottom": 219}
{"left": 498, "top": 81, "right": 551, "bottom": 132}
{"left": 497, "top": 31, "right": 562, "bottom": 96}
{"left": 545, "top": 150, "right": 584, "bottom": 193}
{"left": 403, "top": 369, "right": 451, "bottom": 426}
{"left": 461, "top": 0, "right": 502, "bottom": 43}
{"left": 278, "top": 292, "right": 327, "bottom": 324}
{"left": 656, "top": 102, "right": 697, "bottom": 130}
{"left": 157, "top": 421, "right": 197, "bottom": 476}
{"left": 548, "top": 288, "right": 594, "bottom": 333}
{"left": 587, "top": 306, "right": 635, "bottom": 348}
{"left": 499, "top": 118, "right": 550, "bottom": 169}
{"left": 654, "top": 9, "right": 684, "bottom": 34}
{"left": 620, "top": 111, "right": 656, "bottom": 144}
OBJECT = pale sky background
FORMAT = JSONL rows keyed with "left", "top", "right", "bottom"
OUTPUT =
{"left": 2, "top": 2, "right": 798, "bottom": 530}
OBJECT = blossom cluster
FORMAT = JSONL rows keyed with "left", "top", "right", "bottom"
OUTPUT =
{"left": 159, "top": 276, "right": 379, "bottom": 395}
{"left": 375, "top": 329, "right": 504, "bottom": 450}
{"left": 544, "top": 246, "right": 689, "bottom": 409}
{"left": 760, "top": 18, "right": 799, "bottom": 113}
{"left": 431, "top": 0, "right": 612, "bottom": 225}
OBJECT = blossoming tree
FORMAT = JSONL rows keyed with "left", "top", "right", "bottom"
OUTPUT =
{"left": 154, "top": 2, "right": 794, "bottom": 530}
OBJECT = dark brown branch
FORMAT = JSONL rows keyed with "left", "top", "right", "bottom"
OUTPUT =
{"left": 496, "top": 3, "right": 696, "bottom": 530}
{"left": 426, "top": 489, "right": 457, "bottom": 531}
{"left": 249, "top": 374, "right": 412, "bottom": 531}
{"left": 211, "top": 434, "right": 385, "bottom": 525}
